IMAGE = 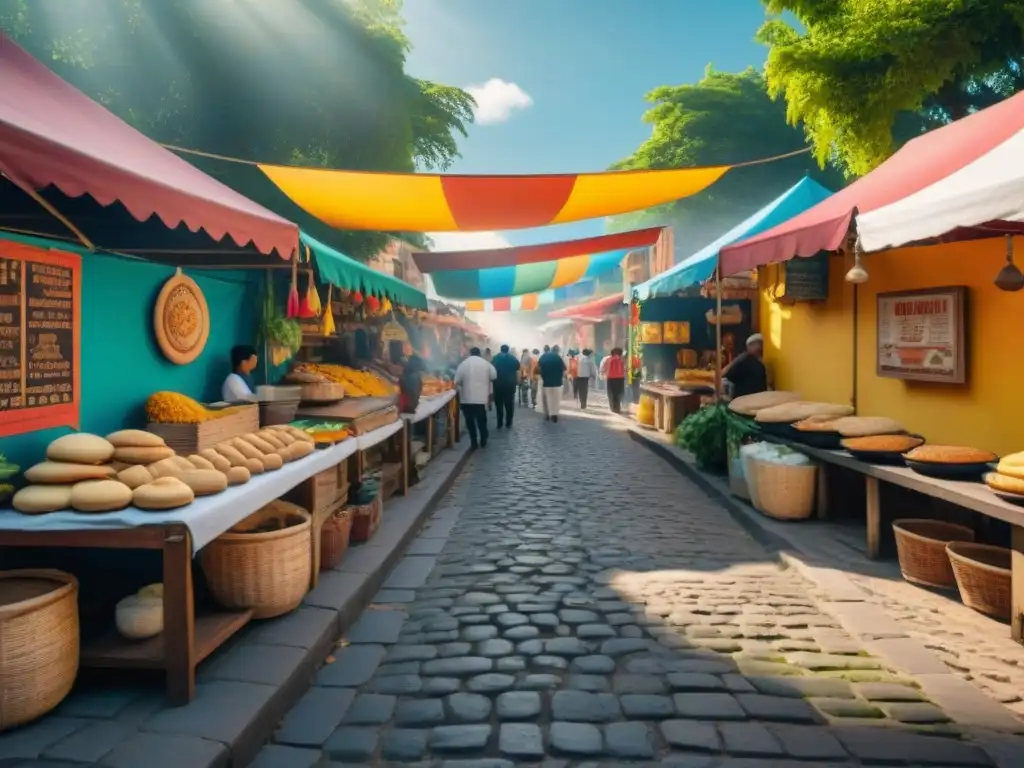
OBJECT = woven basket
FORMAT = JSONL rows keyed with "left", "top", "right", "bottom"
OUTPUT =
{"left": 320, "top": 509, "right": 353, "bottom": 571}
{"left": 349, "top": 494, "right": 382, "bottom": 543}
{"left": 742, "top": 454, "right": 763, "bottom": 509}
{"left": 728, "top": 454, "right": 750, "bottom": 500}
{"left": 893, "top": 519, "right": 975, "bottom": 590}
{"left": 200, "top": 501, "right": 311, "bottom": 619}
{"left": 946, "top": 542, "right": 1011, "bottom": 619}
{"left": 0, "top": 570, "right": 79, "bottom": 731}
{"left": 754, "top": 461, "right": 817, "bottom": 520}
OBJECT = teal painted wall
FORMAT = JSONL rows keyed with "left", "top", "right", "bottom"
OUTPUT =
{"left": 0, "top": 253, "right": 259, "bottom": 466}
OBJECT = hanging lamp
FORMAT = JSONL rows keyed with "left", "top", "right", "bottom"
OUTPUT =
{"left": 845, "top": 235, "right": 869, "bottom": 284}
{"left": 995, "top": 235, "right": 1024, "bottom": 292}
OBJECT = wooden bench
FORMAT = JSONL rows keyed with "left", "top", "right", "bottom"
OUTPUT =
{"left": 769, "top": 438, "right": 1024, "bottom": 643}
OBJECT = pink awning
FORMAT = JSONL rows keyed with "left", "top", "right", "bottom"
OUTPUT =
{"left": 0, "top": 32, "right": 298, "bottom": 259}
{"left": 547, "top": 292, "right": 624, "bottom": 319}
{"left": 719, "top": 90, "right": 1024, "bottom": 275}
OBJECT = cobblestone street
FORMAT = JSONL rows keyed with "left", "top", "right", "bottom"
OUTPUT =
{"left": 261, "top": 401, "right": 1022, "bottom": 767}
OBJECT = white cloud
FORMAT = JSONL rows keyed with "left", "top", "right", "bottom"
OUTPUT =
{"left": 426, "top": 231, "right": 512, "bottom": 252}
{"left": 465, "top": 79, "right": 533, "bottom": 125}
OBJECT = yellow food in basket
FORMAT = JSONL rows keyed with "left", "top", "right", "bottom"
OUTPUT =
{"left": 145, "top": 391, "right": 248, "bottom": 424}
{"left": 291, "top": 363, "right": 395, "bottom": 397}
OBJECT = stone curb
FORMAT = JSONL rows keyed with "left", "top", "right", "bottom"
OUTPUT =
{"left": 627, "top": 426, "right": 1024, "bottom": 752}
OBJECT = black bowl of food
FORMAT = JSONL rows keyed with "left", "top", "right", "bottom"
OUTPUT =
{"left": 841, "top": 434, "right": 925, "bottom": 465}
{"left": 902, "top": 445, "right": 998, "bottom": 482}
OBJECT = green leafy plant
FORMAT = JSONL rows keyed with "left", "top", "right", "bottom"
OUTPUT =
{"left": 0, "top": 453, "right": 19, "bottom": 481}
{"left": 259, "top": 278, "right": 302, "bottom": 355}
{"left": 675, "top": 403, "right": 758, "bottom": 472}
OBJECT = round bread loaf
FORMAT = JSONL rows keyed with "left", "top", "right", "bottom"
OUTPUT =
{"left": 12, "top": 484, "right": 73, "bottom": 514}
{"left": 47, "top": 433, "right": 115, "bottom": 464}
{"left": 240, "top": 433, "right": 276, "bottom": 454}
{"left": 180, "top": 469, "right": 228, "bottom": 496}
{"left": 231, "top": 438, "right": 264, "bottom": 461}
{"left": 106, "top": 429, "right": 167, "bottom": 448}
{"left": 199, "top": 449, "right": 232, "bottom": 472}
{"left": 995, "top": 460, "right": 1024, "bottom": 480}
{"left": 728, "top": 391, "right": 801, "bottom": 416}
{"left": 260, "top": 452, "right": 284, "bottom": 471}
{"left": 169, "top": 455, "right": 195, "bottom": 472}
{"left": 289, "top": 441, "right": 315, "bottom": 460}
{"left": 257, "top": 430, "right": 286, "bottom": 450}
{"left": 244, "top": 457, "right": 265, "bottom": 475}
{"left": 986, "top": 472, "right": 1024, "bottom": 495}
{"left": 148, "top": 458, "right": 185, "bottom": 480}
{"left": 272, "top": 430, "right": 296, "bottom": 446}
{"left": 117, "top": 465, "right": 154, "bottom": 490}
{"left": 133, "top": 477, "right": 195, "bottom": 510}
{"left": 25, "top": 461, "right": 117, "bottom": 484}
{"left": 187, "top": 454, "right": 215, "bottom": 471}
{"left": 226, "top": 466, "right": 251, "bottom": 486}
{"left": 71, "top": 479, "right": 133, "bottom": 512}
{"left": 113, "top": 445, "right": 175, "bottom": 465}
{"left": 214, "top": 443, "right": 248, "bottom": 467}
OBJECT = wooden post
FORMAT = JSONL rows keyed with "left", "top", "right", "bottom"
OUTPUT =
{"left": 426, "top": 412, "right": 434, "bottom": 455}
{"left": 163, "top": 525, "right": 196, "bottom": 705}
{"left": 401, "top": 421, "right": 410, "bottom": 495}
{"left": 454, "top": 395, "right": 461, "bottom": 443}
{"left": 816, "top": 464, "right": 829, "bottom": 520}
{"left": 714, "top": 263, "right": 723, "bottom": 400}
{"left": 1012, "top": 525, "right": 1024, "bottom": 643}
{"left": 865, "top": 475, "right": 881, "bottom": 560}
{"left": 446, "top": 399, "right": 455, "bottom": 449}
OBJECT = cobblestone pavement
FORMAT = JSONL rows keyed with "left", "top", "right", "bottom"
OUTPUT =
{"left": 793, "top": 522, "right": 1024, "bottom": 719}
{"left": 262, "top": 401, "right": 1016, "bottom": 767}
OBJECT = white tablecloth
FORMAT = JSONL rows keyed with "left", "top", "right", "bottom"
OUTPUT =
{"left": 356, "top": 419, "right": 405, "bottom": 451}
{"left": 0, "top": 439, "right": 358, "bottom": 553}
{"left": 401, "top": 389, "right": 457, "bottom": 424}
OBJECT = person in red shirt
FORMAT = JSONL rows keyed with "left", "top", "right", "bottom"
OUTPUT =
{"left": 600, "top": 347, "right": 626, "bottom": 414}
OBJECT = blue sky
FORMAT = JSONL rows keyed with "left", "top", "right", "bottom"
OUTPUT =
{"left": 402, "top": 0, "right": 773, "bottom": 251}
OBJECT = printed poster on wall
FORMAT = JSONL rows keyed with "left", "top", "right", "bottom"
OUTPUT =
{"left": 0, "top": 241, "right": 82, "bottom": 437}
{"left": 876, "top": 286, "right": 966, "bottom": 384}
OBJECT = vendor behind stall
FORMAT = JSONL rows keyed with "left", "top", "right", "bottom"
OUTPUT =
{"left": 399, "top": 353, "right": 425, "bottom": 414}
{"left": 723, "top": 333, "right": 767, "bottom": 399}
{"left": 222, "top": 345, "right": 259, "bottom": 402}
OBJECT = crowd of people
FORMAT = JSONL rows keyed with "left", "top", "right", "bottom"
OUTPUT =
{"left": 450, "top": 343, "right": 629, "bottom": 449}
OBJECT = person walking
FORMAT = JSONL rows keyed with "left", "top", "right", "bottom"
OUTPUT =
{"left": 518, "top": 349, "right": 534, "bottom": 406}
{"left": 575, "top": 348, "right": 597, "bottom": 409}
{"left": 601, "top": 346, "right": 627, "bottom": 414}
{"left": 483, "top": 348, "right": 494, "bottom": 411}
{"left": 537, "top": 344, "right": 567, "bottom": 423}
{"left": 454, "top": 347, "right": 496, "bottom": 448}
{"left": 491, "top": 344, "right": 520, "bottom": 429}
{"left": 567, "top": 351, "right": 579, "bottom": 402}
{"left": 529, "top": 348, "right": 541, "bottom": 408}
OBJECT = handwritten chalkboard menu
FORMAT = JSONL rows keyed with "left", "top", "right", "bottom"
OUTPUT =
{"left": 0, "top": 242, "right": 81, "bottom": 438}
{"left": 783, "top": 253, "right": 830, "bottom": 302}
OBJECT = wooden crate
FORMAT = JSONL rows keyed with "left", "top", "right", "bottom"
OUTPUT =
{"left": 349, "top": 406, "right": 399, "bottom": 435}
{"left": 381, "top": 462, "right": 402, "bottom": 501}
{"left": 285, "top": 466, "right": 340, "bottom": 514}
{"left": 147, "top": 405, "right": 259, "bottom": 455}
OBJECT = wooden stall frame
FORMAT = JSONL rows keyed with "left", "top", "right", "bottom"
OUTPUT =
{"left": 0, "top": 524, "right": 251, "bottom": 705}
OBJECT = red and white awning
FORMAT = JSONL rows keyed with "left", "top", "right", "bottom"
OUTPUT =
{"left": 858, "top": 128, "right": 1024, "bottom": 252}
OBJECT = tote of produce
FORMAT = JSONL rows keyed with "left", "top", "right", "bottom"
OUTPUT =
{"left": 289, "top": 420, "right": 351, "bottom": 444}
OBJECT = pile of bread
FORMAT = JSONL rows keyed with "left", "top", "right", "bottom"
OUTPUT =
{"left": 985, "top": 452, "right": 1024, "bottom": 497}
{"left": 12, "top": 425, "right": 316, "bottom": 515}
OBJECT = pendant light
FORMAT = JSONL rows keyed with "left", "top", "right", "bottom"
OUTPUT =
{"left": 995, "top": 235, "right": 1024, "bottom": 292}
{"left": 844, "top": 235, "right": 869, "bottom": 284}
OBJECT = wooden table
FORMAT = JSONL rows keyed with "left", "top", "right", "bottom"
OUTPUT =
{"left": 0, "top": 441, "right": 356, "bottom": 704}
{"left": 640, "top": 384, "right": 702, "bottom": 434}
{"left": 771, "top": 437, "right": 1024, "bottom": 643}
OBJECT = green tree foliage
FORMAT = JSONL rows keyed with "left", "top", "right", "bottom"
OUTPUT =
{"left": 759, "top": 0, "right": 1024, "bottom": 177}
{"left": 610, "top": 67, "right": 842, "bottom": 256}
{"left": 0, "top": 0, "right": 474, "bottom": 256}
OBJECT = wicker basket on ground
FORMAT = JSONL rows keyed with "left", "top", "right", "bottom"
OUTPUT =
{"left": 892, "top": 519, "right": 974, "bottom": 590}
{"left": 741, "top": 453, "right": 763, "bottom": 509}
{"left": 0, "top": 569, "right": 79, "bottom": 731}
{"left": 320, "top": 508, "right": 353, "bottom": 571}
{"left": 728, "top": 454, "right": 750, "bottom": 501}
{"left": 946, "top": 542, "right": 1011, "bottom": 619}
{"left": 753, "top": 461, "right": 817, "bottom": 520}
{"left": 200, "top": 501, "right": 311, "bottom": 619}
{"left": 349, "top": 494, "right": 382, "bottom": 543}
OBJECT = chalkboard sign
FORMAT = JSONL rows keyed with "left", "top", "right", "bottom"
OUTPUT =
{"left": 784, "top": 253, "right": 830, "bottom": 302}
{"left": 0, "top": 241, "right": 81, "bottom": 437}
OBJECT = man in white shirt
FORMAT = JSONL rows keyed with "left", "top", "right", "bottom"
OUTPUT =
{"left": 222, "top": 345, "right": 259, "bottom": 402}
{"left": 455, "top": 347, "right": 497, "bottom": 448}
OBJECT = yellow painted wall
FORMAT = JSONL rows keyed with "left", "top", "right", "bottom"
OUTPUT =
{"left": 759, "top": 238, "right": 1024, "bottom": 456}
